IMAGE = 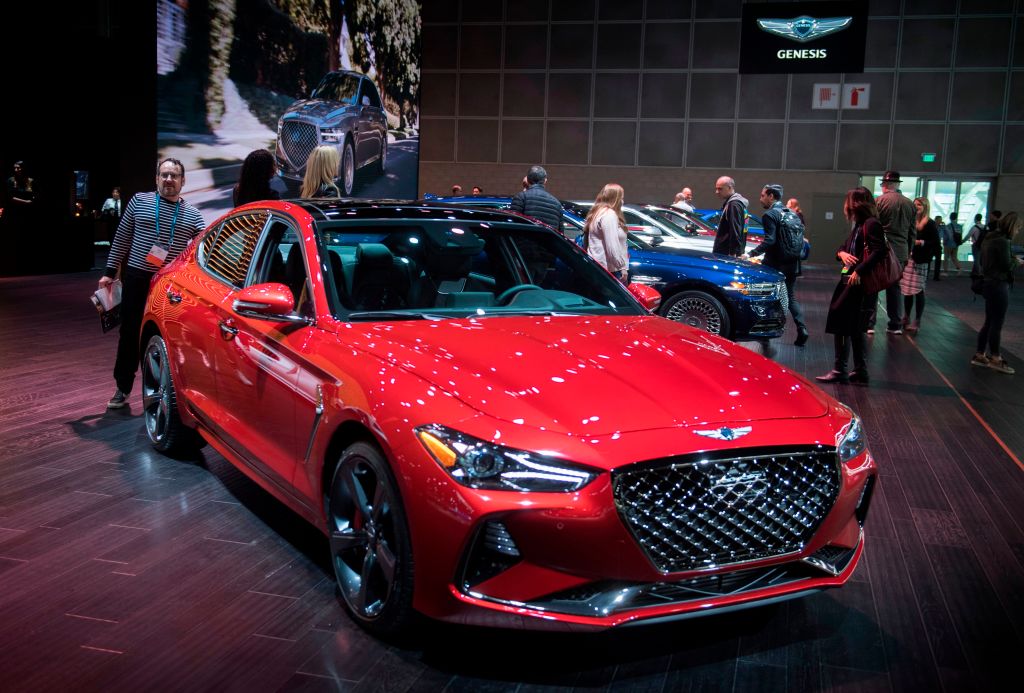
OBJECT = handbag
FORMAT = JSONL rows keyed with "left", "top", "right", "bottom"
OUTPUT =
{"left": 859, "top": 228, "right": 902, "bottom": 294}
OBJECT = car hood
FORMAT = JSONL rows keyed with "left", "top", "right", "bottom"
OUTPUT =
{"left": 284, "top": 100, "right": 354, "bottom": 122}
{"left": 347, "top": 315, "right": 828, "bottom": 435}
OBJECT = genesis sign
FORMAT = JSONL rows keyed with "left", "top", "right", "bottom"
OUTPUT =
{"left": 740, "top": 1, "right": 867, "bottom": 74}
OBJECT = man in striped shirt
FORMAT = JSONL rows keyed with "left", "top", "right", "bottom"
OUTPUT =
{"left": 98, "top": 158, "right": 206, "bottom": 408}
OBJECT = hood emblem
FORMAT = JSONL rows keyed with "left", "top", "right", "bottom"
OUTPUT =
{"left": 694, "top": 426, "right": 752, "bottom": 441}
{"left": 757, "top": 16, "right": 852, "bottom": 43}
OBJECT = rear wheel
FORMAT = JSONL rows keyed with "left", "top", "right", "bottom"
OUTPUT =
{"left": 141, "top": 334, "right": 199, "bottom": 453}
{"left": 327, "top": 442, "right": 415, "bottom": 637}
{"left": 661, "top": 290, "right": 731, "bottom": 337}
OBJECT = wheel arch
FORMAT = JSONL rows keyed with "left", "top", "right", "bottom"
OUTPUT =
{"left": 320, "top": 419, "right": 384, "bottom": 515}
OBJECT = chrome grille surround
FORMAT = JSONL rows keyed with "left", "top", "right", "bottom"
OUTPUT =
{"left": 280, "top": 120, "right": 320, "bottom": 171}
{"left": 612, "top": 446, "right": 841, "bottom": 573}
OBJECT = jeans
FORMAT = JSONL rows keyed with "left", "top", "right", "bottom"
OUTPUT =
{"left": 113, "top": 267, "right": 155, "bottom": 393}
{"left": 784, "top": 273, "right": 807, "bottom": 332}
{"left": 977, "top": 280, "right": 1010, "bottom": 356}
{"left": 867, "top": 276, "right": 903, "bottom": 331}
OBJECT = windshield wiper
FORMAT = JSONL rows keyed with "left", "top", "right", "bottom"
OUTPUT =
{"left": 346, "top": 311, "right": 445, "bottom": 321}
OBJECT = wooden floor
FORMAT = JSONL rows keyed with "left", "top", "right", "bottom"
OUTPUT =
{"left": 1, "top": 264, "right": 1022, "bottom": 692}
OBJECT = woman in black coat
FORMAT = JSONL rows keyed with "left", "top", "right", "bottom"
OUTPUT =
{"left": 816, "top": 186, "right": 888, "bottom": 385}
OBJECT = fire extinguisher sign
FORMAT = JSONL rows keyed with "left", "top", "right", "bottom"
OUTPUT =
{"left": 843, "top": 84, "right": 870, "bottom": 109}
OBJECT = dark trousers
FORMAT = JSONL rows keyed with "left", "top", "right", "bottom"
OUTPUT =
{"left": 833, "top": 333, "right": 867, "bottom": 374}
{"left": 867, "top": 266, "right": 904, "bottom": 330}
{"left": 977, "top": 280, "right": 1010, "bottom": 356}
{"left": 903, "top": 293, "right": 926, "bottom": 323}
{"left": 784, "top": 273, "right": 806, "bottom": 332}
{"left": 113, "top": 267, "right": 155, "bottom": 393}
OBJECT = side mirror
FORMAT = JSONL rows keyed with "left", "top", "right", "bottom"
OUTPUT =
{"left": 233, "top": 282, "right": 297, "bottom": 320}
{"left": 628, "top": 283, "right": 661, "bottom": 312}
{"left": 650, "top": 236, "right": 664, "bottom": 246}
{"left": 361, "top": 95, "right": 371, "bottom": 107}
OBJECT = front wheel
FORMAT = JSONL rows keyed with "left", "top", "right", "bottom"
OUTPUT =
{"left": 339, "top": 139, "right": 356, "bottom": 196}
{"left": 327, "top": 442, "right": 415, "bottom": 637}
{"left": 661, "top": 290, "right": 731, "bottom": 337}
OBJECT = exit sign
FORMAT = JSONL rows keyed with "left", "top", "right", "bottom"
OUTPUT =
{"left": 922, "top": 153, "right": 937, "bottom": 162}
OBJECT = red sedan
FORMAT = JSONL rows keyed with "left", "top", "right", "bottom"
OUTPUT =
{"left": 139, "top": 199, "right": 876, "bottom": 636}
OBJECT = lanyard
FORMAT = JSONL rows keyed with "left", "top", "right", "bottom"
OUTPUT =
{"left": 155, "top": 195, "right": 180, "bottom": 247}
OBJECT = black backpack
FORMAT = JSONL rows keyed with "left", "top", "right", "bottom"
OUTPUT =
{"left": 776, "top": 207, "right": 805, "bottom": 261}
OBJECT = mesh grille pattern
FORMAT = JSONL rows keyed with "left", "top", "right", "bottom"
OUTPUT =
{"left": 613, "top": 449, "right": 840, "bottom": 573}
{"left": 281, "top": 121, "right": 319, "bottom": 170}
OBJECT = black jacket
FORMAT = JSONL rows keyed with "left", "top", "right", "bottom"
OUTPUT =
{"left": 714, "top": 192, "right": 747, "bottom": 256}
{"left": 510, "top": 184, "right": 563, "bottom": 234}
{"left": 911, "top": 219, "right": 940, "bottom": 264}
{"left": 751, "top": 201, "right": 797, "bottom": 274}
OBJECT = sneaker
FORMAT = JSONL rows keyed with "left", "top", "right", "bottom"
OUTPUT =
{"left": 970, "top": 353, "right": 990, "bottom": 367}
{"left": 886, "top": 327, "right": 903, "bottom": 335}
{"left": 906, "top": 321, "right": 920, "bottom": 332}
{"left": 107, "top": 390, "right": 128, "bottom": 409}
{"left": 866, "top": 328, "right": 875, "bottom": 335}
{"left": 988, "top": 357, "right": 1015, "bottom": 374}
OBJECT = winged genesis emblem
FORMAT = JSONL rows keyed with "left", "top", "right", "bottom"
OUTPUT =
{"left": 694, "top": 426, "right": 752, "bottom": 441}
{"left": 757, "top": 16, "right": 852, "bottom": 43}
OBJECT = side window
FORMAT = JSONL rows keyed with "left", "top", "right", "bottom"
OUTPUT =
{"left": 250, "top": 220, "right": 313, "bottom": 317}
{"left": 200, "top": 211, "right": 269, "bottom": 287}
{"left": 624, "top": 210, "right": 661, "bottom": 237}
{"left": 363, "top": 80, "right": 382, "bottom": 108}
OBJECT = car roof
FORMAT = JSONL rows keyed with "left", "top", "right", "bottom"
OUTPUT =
{"left": 282, "top": 198, "right": 541, "bottom": 226}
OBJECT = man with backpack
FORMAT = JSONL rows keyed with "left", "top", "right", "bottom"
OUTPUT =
{"left": 745, "top": 183, "right": 809, "bottom": 346}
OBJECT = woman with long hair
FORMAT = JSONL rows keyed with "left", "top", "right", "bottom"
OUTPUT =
{"left": 300, "top": 146, "right": 341, "bottom": 198}
{"left": 972, "top": 212, "right": 1021, "bottom": 374}
{"left": 816, "top": 186, "right": 887, "bottom": 385}
{"left": 232, "top": 149, "right": 279, "bottom": 206}
{"left": 899, "top": 197, "right": 940, "bottom": 332}
{"left": 582, "top": 183, "right": 629, "bottom": 282}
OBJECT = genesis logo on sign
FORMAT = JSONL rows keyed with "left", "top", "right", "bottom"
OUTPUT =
{"left": 740, "top": 1, "right": 867, "bottom": 74}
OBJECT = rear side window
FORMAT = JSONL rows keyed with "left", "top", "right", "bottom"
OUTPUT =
{"left": 199, "top": 211, "right": 268, "bottom": 287}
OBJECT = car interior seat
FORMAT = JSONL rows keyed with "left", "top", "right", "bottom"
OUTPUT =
{"left": 351, "top": 243, "right": 409, "bottom": 311}
{"left": 284, "top": 247, "right": 310, "bottom": 312}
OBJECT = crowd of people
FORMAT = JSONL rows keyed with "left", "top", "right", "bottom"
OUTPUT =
{"left": 87, "top": 150, "right": 1018, "bottom": 410}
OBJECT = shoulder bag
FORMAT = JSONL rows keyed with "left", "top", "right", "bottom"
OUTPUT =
{"left": 860, "top": 226, "right": 902, "bottom": 294}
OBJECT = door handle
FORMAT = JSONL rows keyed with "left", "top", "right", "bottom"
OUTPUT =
{"left": 219, "top": 320, "right": 238, "bottom": 340}
{"left": 166, "top": 288, "right": 183, "bottom": 304}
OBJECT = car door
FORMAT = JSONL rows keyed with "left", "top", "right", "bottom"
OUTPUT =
{"left": 355, "top": 78, "right": 384, "bottom": 165}
{"left": 203, "top": 212, "right": 315, "bottom": 489}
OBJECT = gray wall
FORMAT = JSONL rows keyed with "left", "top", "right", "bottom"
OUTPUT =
{"left": 418, "top": 0, "right": 1023, "bottom": 214}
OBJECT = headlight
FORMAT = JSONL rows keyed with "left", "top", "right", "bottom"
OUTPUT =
{"left": 629, "top": 274, "right": 663, "bottom": 285}
{"left": 726, "top": 281, "right": 778, "bottom": 297}
{"left": 321, "top": 127, "right": 345, "bottom": 142}
{"left": 836, "top": 415, "right": 867, "bottom": 463}
{"left": 416, "top": 424, "right": 597, "bottom": 492}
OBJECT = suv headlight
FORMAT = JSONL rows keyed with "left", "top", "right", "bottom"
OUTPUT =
{"left": 836, "top": 415, "right": 867, "bottom": 463}
{"left": 416, "top": 424, "right": 597, "bottom": 492}
{"left": 726, "top": 281, "right": 778, "bottom": 297}
{"left": 321, "top": 127, "right": 345, "bottom": 142}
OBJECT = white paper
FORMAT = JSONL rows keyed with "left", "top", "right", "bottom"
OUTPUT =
{"left": 91, "top": 280, "right": 123, "bottom": 313}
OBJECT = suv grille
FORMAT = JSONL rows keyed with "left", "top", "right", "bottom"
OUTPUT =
{"left": 280, "top": 121, "right": 319, "bottom": 170}
{"left": 613, "top": 448, "right": 840, "bottom": 573}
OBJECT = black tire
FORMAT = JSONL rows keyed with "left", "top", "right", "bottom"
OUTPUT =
{"left": 661, "top": 290, "right": 731, "bottom": 337}
{"left": 141, "top": 334, "right": 198, "bottom": 454}
{"left": 327, "top": 442, "right": 415, "bottom": 637}
{"left": 339, "top": 139, "right": 356, "bottom": 196}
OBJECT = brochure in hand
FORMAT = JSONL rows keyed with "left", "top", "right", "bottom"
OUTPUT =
{"left": 91, "top": 280, "right": 123, "bottom": 333}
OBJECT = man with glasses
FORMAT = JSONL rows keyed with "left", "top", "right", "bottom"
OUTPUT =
{"left": 98, "top": 158, "right": 206, "bottom": 409}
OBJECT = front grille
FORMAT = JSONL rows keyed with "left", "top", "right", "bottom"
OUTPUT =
{"left": 613, "top": 448, "right": 841, "bottom": 573}
{"left": 280, "top": 121, "right": 319, "bottom": 170}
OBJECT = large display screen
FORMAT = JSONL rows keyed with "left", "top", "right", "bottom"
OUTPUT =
{"left": 739, "top": 0, "right": 867, "bottom": 74}
{"left": 157, "top": 0, "right": 421, "bottom": 220}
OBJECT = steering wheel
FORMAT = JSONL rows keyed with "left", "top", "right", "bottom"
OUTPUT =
{"left": 496, "top": 283, "right": 543, "bottom": 304}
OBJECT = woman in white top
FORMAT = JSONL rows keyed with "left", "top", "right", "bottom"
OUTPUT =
{"left": 583, "top": 183, "right": 629, "bottom": 282}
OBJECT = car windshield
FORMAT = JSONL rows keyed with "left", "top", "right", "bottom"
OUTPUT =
{"left": 316, "top": 219, "right": 644, "bottom": 320}
{"left": 311, "top": 73, "right": 360, "bottom": 104}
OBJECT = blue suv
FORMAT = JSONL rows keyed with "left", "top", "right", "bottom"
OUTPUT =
{"left": 432, "top": 196, "right": 786, "bottom": 340}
